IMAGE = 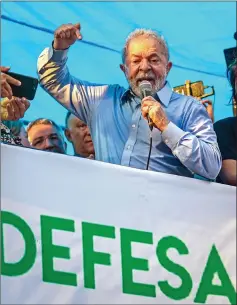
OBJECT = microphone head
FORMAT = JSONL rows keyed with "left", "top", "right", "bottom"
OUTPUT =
{"left": 139, "top": 80, "right": 153, "bottom": 98}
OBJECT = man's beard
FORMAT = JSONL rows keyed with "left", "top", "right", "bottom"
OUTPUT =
{"left": 126, "top": 72, "right": 167, "bottom": 98}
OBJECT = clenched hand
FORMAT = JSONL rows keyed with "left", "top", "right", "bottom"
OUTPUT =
{"left": 141, "top": 96, "right": 170, "bottom": 132}
{"left": 53, "top": 23, "right": 82, "bottom": 50}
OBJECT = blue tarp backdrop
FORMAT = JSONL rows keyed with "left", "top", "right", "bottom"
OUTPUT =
{"left": 1, "top": 1, "right": 236, "bottom": 154}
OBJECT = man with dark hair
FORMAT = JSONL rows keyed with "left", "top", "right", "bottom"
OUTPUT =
{"left": 65, "top": 112, "right": 95, "bottom": 159}
{"left": 214, "top": 59, "right": 237, "bottom": 186}
{"left": 27, "top": 118, "right": 67, "bottom": 154}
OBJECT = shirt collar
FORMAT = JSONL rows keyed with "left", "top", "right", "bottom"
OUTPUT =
{"left": 155, "top": 81, "right": 173, "bottom": 107}
{"left": 121, "top": 88, "right": 135, "bottom": 103}
{"left": 121, "top": 81, "right": 173, "bottom": 107}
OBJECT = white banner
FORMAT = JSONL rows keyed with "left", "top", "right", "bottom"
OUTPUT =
{"left": 1, "top": 144, "right": 236, "bottom": 305}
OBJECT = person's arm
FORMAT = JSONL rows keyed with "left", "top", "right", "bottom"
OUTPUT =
{"left": 219, "top": 160, "right": 236, "bottom": 186}
{"left": 142, "top": 97, "right": 221, "bottom": 180}
{"left": 164, "top": 99, "right": 221, "bottom": 180}
{"left": 37, "top": 23, "right": 109, "bottom": 124}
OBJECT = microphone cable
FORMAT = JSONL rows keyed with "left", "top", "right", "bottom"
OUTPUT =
{"left": 146, "top": 117, "right": 153, "bottom": 170}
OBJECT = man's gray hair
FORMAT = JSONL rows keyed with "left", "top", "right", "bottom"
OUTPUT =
{"left": 122, "top": 28, "right": 169, "bottom": 64}
{"left": 26, "top": 118, "right": 64, "bottom": 139}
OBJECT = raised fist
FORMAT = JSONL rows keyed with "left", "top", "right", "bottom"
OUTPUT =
{"left": 53, "top": 23, "right": 82, "bottom": 50}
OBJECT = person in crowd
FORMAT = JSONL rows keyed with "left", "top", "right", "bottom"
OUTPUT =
{"left": 200, "top": 99, "right": 214, "bottom": 122}
{"left": 214, "top": 59, "right": 237, "bottom": 186}
{"left": 2, "top": 119, "right": 30, "bottom": 147}
{"left": 26, "top": 118, "right": 67, "bottom": 154}
{"left": 1, "top": 96, "right": 30, "bottom": 145}
{"left": 37, "top": 23, "right": 221, "bottom": 179}
{"left": 64, "top": 112, "right": 95, "bottom": 159}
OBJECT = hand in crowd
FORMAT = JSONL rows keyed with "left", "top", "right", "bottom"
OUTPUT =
{"left": 141, "top": 96, "right": 170, "bottom": 132}
{"left": 53, "top": 23, "right": 82, "bottom": 50}
{"left": 87, "top": 154, "right": 95, "bottom": 160}
{"left": 200, "top": 99, "right": 214, "bottom": 122}
{"left": 1, "top": 66, "right": 21, "bottom": 99}
{"left": 1, "top": 97, "right": 30, "bottom": 121}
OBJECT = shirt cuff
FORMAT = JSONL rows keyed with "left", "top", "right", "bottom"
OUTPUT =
{"left": 161, "top": 121, "right": 187, "bottom": 150}
{"left": 51, "top": 42, "right": 69, "bottom": 62}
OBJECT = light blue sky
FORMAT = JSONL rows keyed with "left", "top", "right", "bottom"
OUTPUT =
{"left": 1, "top": 2, "right": 236, "bottom": 154}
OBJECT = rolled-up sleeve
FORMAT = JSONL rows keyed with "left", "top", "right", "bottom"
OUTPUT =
{"left": 161, "top": 99, "right": 221, "bottom": 180}
{"left": 37, "top": 46, "right": 109, "bottom": 124}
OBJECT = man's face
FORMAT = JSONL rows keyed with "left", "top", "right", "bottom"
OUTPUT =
{"left": 120, "top": 36, "right": 172, "bottom": 98}
{"left": 65, "top": 115, "right": 95, "bottom": 157}
{"left": 28, "top": 124, "right": 66, "bottom": 154}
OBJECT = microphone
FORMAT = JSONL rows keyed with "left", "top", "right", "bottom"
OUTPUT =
{"left": 234, "top": 31, "right": 237, "bottom": 41}
{"left": 139, "top": 80, "right": 154, "bottom": 131}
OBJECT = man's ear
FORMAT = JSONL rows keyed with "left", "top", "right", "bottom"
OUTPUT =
{"left": 166, "top": 62, "right": 172, "bottom": 75}
{"left": 120, "top": 64, "right": 126, "bottom": 74}
{"left": 64, "top": 128, "right": 72, "bottom": 143}
{"left": 64, "top": 141, "right": 67, "bottom": 152}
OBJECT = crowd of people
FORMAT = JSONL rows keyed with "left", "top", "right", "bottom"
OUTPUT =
{"left": 1, "top": 24, "right": 236, "bottom": 186}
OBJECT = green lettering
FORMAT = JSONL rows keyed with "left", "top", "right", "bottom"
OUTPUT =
{"left": 40, "top": 215, "right": 76, "bottom": 286}
{"left": 194, "top": 245, "right": 236, "bottom": 305}
{"left": 82, "top": 222, "right": 115, "bottom": 289}
{"left": 1, "top": 211, "right": 36, "bottom": 276}
{"left": 120, "top": 228, "right": 156, "bottom": 298}
{"left": 157, "top": 236, "right": 192, "bottom": 300}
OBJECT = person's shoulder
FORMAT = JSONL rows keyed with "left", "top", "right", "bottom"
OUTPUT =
{"left": 109, "top": 84, "right": 126, "bottom": 91}
{"left": 171, "top": 92, "right": 203, "bottom": 112}
{"left": 87, "top": 83, "right": 126, "bottom": 97}
{"left": 214, "top": 116, "right": 237, "bottom": 128}
{"left": 108, "top": 84, "right": 127, "bottom": 97}
{"left": 214, "top": 117, "right": 237, "bottom": 139}
{"left": 171, "top": 91, "right": 201, "bottom": 105}
{"left": 95, "top": 84, "right": 127, "bottom": 104}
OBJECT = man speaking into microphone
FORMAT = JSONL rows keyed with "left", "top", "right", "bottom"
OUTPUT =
{"left": 37, "top": 24, "right": 221, "bottom": 179}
